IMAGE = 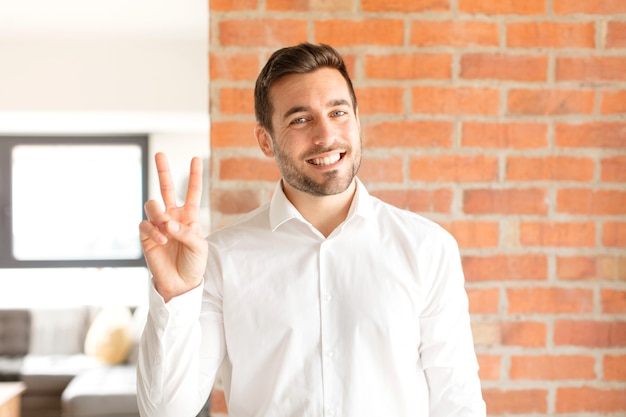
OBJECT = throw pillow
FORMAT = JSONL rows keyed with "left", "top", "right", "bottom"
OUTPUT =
{"left": 84, "top": 306, "right": 133, "bottom": 365}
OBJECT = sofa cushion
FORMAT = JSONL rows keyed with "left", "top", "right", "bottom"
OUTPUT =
{"left": 0, "top": 309, "right": 31, "bottom": 355}
{"left": 61, "top": 365, "right": 139, "bottom": 417}
{"left": 20, "top": 355, "right": 102, "bottom": 393}
{"left": 0, "top": 356, "right": 24, "bottom": 381}
{"left": 29, "top": 308, "right": 90, "bottom": 355}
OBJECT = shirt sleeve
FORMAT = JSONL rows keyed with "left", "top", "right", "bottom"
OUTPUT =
{"left": 136, "top": 278, "right": 226, "bottom": 417}
{"left": 419, "top": 230, "right": 486, "bottom": 417}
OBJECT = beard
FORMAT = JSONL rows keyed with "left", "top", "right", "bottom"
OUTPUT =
{"left": 272, "top": 139, "right": 362, "bottom": 197}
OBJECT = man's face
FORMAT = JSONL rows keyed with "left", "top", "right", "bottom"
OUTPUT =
{"left": 258, "top": 67, "right": 361, "bottom": 197}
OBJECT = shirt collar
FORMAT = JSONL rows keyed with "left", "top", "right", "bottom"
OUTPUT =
{"left": 269, "top": 177, "right": 375, "bottom": 232}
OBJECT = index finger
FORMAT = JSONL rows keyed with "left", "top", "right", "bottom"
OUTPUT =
{"left": 155, "top": 152, "right": 177, "bottom": 210}
{"left": 184, "top": 156, "right": 203, "bottom": 209}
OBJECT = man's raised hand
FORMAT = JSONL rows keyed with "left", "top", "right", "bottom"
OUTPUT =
{"left": 139, "top": 152, "right": 208, "bottom": 302}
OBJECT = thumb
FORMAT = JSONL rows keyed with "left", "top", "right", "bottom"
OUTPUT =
{"left": 166, "top": 220, "right": 205, "bottom": 253}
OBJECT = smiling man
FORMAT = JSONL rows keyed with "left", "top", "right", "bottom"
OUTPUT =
{"left": 137, "top": 43, "right": 486, "bottom": 417}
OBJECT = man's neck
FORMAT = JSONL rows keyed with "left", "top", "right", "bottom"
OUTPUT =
{"left": 283, "top": 180, "right": 357, "bottom": 238}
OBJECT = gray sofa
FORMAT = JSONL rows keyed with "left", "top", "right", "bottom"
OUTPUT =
{"left": 0, "top": 307, "right": 142, "bottom": 417}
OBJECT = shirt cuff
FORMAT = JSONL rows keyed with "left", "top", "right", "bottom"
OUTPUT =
{"left": 148, "top": 278, "right": 204, "bottom": 329}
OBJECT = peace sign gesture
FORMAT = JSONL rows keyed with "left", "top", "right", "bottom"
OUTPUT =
{"left": 139, "top": 152, "right": 208, "bottom": 302}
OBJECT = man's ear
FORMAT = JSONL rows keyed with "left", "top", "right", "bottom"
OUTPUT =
{"left": 255, "top": 124, "right": 275, "bottom": 158}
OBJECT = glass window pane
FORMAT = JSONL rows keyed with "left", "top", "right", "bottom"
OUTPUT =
{"left": 11, "top": 144, "right": 143, "bottom": 261}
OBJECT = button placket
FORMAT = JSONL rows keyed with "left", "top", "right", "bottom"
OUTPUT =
{"left": 318, "top": 240, "right": 342, "bottom": 417}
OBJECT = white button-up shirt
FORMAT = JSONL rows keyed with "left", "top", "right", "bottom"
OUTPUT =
{"left": 137, "top": 179, "right": 486, "bottom": 417}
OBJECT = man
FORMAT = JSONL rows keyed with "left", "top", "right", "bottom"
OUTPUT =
{"left": 138, "top": 43, "right": 486, "bottom": 417}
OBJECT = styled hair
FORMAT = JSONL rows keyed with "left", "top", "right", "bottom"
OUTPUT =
{"left": 254, "top": 43, "right": 357, "bottom": 135}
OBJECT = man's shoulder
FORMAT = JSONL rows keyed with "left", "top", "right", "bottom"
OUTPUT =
{"left": 207, "top": 202, "right": 271, "bottom": 248}
{"left": 369, "top": 194, "right": 457, "bottom": 245}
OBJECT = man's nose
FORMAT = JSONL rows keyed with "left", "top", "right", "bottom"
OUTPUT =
{"left": 312, "top": 118, "right": 335, "bottom": 146}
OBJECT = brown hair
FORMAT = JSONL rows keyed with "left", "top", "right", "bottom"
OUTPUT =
{"left": 254, "top": 43, "right": 357, "bottom": 135}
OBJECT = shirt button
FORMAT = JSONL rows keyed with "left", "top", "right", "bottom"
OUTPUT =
{"left": 327, "top": 408, "right": 336, "bottom": 417}
{"left": 326, "top": 351, "right": 335, "bottom": 358}
{"left": 324, "top": 294, "right": 333, "bottom": 302}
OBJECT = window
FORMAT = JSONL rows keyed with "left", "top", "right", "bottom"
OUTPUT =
{"left": 0, "top": 135, "right": 147, "bottom": 268}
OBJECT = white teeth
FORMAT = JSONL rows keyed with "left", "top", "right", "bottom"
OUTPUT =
{"left": 309, "top": 153, "right": 341, "bottom": 166}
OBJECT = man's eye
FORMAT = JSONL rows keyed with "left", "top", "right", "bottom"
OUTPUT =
{"left": 290, "top": 117, "right": 307, "bottom": 125}
{"left": 331, "top": 110, "right": 347, "bottom": 117}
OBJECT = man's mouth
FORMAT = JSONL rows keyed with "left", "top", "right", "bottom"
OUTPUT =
{"left": 307, "top": 152, "right": 345, "bottom": 166}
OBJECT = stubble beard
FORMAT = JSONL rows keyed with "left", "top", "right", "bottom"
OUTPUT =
{"left": 273, "top": 140, "right": 362, "bottom": 197}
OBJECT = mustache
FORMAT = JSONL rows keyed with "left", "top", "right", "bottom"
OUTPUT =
{"left": 302, "top": 143, "right": 350, "bottom": 159}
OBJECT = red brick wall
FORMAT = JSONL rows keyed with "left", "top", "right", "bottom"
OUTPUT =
{"left": 208, "top": 0, "right": 626, "bottom": 415}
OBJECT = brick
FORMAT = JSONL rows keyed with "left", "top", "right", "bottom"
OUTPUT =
{"left": 601, "top": 155, "right": 626, "bottom": 182}
{"left": 218, "top": 87, "right": 255, "bottom": 115}
{"left": 557, "top": 256, "right": 597, "bottom": 280}
{"left": 210, "top": 52, "right": 259, "bottom": 81}
{"left": 476, "top": 354, "right": 501, "bottom": 380}
{"left": 466, "top": 287, "right": 500, "bottom": 313}
{"left": 604, "top": 222, "right": 626, "bottom": 247}
{"left": 598, "top": 256, "right": 626, "bottom": 281}
{"left": 409, "top": 155, "right": 499, "bottom": 182}
{"left": 461, "top": 53, "right": 548, "bottom": 81}
{"left": 556, "top": 56, "right": 626, "bottom": 82}
{"left": 554, "top": 0, "right": 626, "bottom": 14}
{"left": 520, "top": 221, "right": 596, "bottom": 247}
{"left": 459, "top": 0, "right": 546, "bottom": 15}
{"left": 507, "top": 89, "right": 594, "bottom": 115}
{"left": 601, "top": 289, "right": 626, "bottom": 314}
{"left": 362, "top": 0, "right": 449, "bottom": 12}
{"left": 471, "top": 321, "right": 502, "bottom": 346}
{"left": 219, "top": 157, "right": 280, "bottom": 181}
{"left": 601, "top": 90, "right": 626, "bottom": 114}
{"left": 210, "top": 0, "right": 257, "bottom": 11}
{"left": 410, "top": 20, "right": 499, "bottom": 47}
{"left": 507, "top": 21, "right": 595, "bottom": 48}
{"left": 462, "top": 254, "right": 548, "bottom": 282}
{"left": 267, "top": 0, "right": 353, "bottom": 11}
{"left": 364, "top": 53, "right": 451, "bottom": 80}
{"left": 219, "top": 19, "right": 307, "bottom": 47}
{"left": 502, "top": 321, "right": 547, "bottom": 347}
{"left": 506, "top": 156, "right": 595, "bottom": 181}
{"left": 607, "top": 21, "right": 626, "bottom": 48}
{"left": 556, "top": 122, "right": 626, "bottom": 148}
{"left": 482, "top": 389, "right": 548, "bottom": 414}
{"left": 462, "top": 122, "right": 548, "bottom": 149}
{"left": 507, "top": 287, "right": 594, "bottom": 314}
{"left": 355, "top": 87, "right": 405, "bottom": 115}
{"left": 557, "top": 189, "right": 626, "bottom": 215}
{"left": 555, "top": 320, "right": 626, "bottom": 347}
{"left": 211, "top": 189, "right": 262, "bottom": 215}
{"left": 441, "top": 221, "right": 499, "bottom": 249}
{"left": 314, "top": 19, "right": 404, "bottom": 46}
{"left": 412, "top": 86, "right": 499, "bottom": 115}
{"left": 211, "top": 121, "right": 257, "bottom": 148}
{"left": 210, "top": 388, "right": 228, "bottom": 414}
{"left": 358, "top": 156, "right": 404, "bottom": 183}
{"left": 510, "top": 355, "right": 596, "bottom": 380}
{"left": 556, "top": 386, "right": 626, "bottom": 414}
{"left": 604, "top": 355, "right": 626, "bottom": 381}
{"left": 370, "top": 188, "right": 453, "bottom": 213}
{"left": 363, "top": 121, "right": 453, "bottom": 148}
{"left": 557, "top": 256, "right": 626, "bottom": 282}
{"left": 464, "top": 188, "right": 548, "bottom": 215}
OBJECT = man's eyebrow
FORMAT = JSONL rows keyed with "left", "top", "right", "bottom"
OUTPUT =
{"left": 281, "top": 99, "right": 352, "bottom": 121}
{"left": 282, "top": 105, "right": 310, "bottom": 121}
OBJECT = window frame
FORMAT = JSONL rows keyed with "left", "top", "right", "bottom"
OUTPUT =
{"left": 0, "top": 135, "right": 148, "bottom": 268}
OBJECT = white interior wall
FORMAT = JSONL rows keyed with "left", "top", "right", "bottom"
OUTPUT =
{"left": 0, "top": 1, "right": 209, "bottom": 308}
